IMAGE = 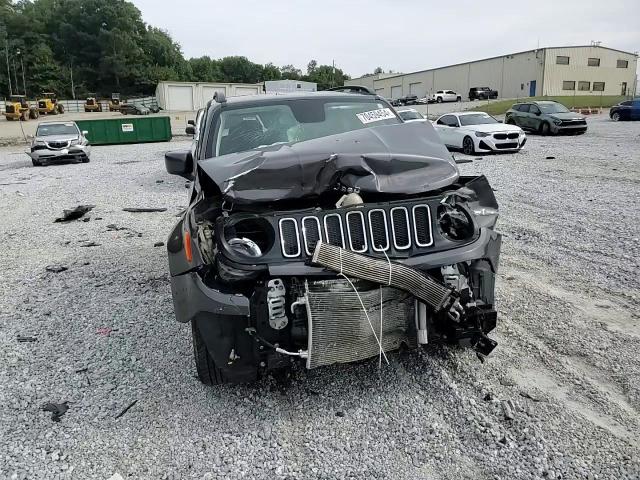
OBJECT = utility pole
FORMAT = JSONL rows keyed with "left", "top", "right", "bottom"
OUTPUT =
{"left": 1, "top": 25, "right": 11, "bottom": 96}
{"left": 12, "top": 55, "right": 18, "bottom": 95}
{"left": 4, "top": 40, "right": 11, "bottom": 96}
{"left": 17, "top": 49, "right": 26, "bottom": 96}
{"left": 332, "top": 60, "right": 335, "bottom": 88}
{"left": 70, "top": 59, "right": 75, "bottom": 99}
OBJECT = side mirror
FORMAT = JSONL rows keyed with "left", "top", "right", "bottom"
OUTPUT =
{"left": 535, "top": 111, "right": 541, "bottom": 116}
{"left": 82, "top": 130, "right": 89, "bottom": 135}
{"left": 185, "top": 125, "right": 196, "bottom": 135}
{"left": 165, "top": 150, "right": 194, "bottom": 181}
{"left": 187, "top": 119, "right": 195, "bottom": 126}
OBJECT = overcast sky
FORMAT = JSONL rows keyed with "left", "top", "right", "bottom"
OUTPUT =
{"left": 131, "top": 0, "right": 639, "bottom": 77}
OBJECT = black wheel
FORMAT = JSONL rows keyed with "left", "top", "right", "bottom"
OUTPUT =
{"left": 462, "top": 136, "right": 475, "bottom": 155}
{"left": 31, "top": 159, "right": 42, "bottom": 166}
{"left": 456, "top": 96, "right": 461, "bottom": 102}
{"left": 81, "top": 157, "right": 90, "bottom": 163}
{"left": 611, "top": 112, "right": 621, "bottom": 122}
{"left": 58, "top": 105, "right": 65, "bottom": 114}
{"left": 436, "top": 97, "right": 443, "bottom": 103}
{"left": 540, "top": 122, "right": 551, "bottom": 136}
{"left": 192, "top": 320, "right": 226, "bottom": 385}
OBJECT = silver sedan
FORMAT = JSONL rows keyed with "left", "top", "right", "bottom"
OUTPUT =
{"left": 29, "top": 121, "right": 91, "bottom": 166}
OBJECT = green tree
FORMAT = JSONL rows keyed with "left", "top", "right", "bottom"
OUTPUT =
{"left": 305, "top": 64, "right": 349, "bottom": 90}
{"left": 280, "top": 64, "right": 302, "bottom": 80}
{"left": 261, "top": 62, "right": 281, "bottom": 81}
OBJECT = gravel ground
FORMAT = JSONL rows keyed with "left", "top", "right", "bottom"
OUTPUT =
{"left": 1, "top": 116, "right": 639, "bottom": 480}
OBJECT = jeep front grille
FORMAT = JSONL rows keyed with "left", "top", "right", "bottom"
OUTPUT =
{"left": 278, "top": 204, "right": 433, "bottom": 258}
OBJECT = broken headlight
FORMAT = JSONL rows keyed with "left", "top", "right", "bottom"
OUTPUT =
{"left": 223, "top": 217, "right": 274, "bottom": 259}
{"left": 437, "top": 203, "right": 474, "bottom": 241}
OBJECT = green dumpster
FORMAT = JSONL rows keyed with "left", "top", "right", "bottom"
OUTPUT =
{"left": 75, "top": 116, "right": 172, "bottom": 146}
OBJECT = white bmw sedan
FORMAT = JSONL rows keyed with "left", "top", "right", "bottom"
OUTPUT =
{"left": 432, "top": 112, "right": 526, "bottom": 155}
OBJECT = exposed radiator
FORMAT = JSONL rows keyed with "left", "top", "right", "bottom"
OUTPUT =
{"left": 311, "top": 241, "right": 454, "bottom": 312}
{"left": 305, "top": 279, "right": 415, "bottom": 369}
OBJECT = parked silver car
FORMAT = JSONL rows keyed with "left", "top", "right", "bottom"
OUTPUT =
{"left": 29, "top": 121, "right": 91, "bottom": 166}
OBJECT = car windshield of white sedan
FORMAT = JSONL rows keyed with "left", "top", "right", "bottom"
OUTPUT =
{"left": 538, "top": 103, "right": 570, "bottom": 114}
{"left": 399, "top": 110, "right": 424, "bottom": 120}
{"left": 459, "top": 113, "right": 499, "bottom": 126}
{"left": 215, "top": 99, "right": 400, "bottom": 156}
{"left": 36, "top": 123, "right": 78, "bottom": 136}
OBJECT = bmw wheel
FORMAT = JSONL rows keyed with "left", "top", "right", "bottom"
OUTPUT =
{"left": 462, "top": 136, "right": 475, "bottom": 155}
{"left": 611, "top": 112, "right": 621, "bottom": 122}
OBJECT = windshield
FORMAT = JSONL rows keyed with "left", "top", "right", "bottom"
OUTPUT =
{"left": 538, "top": 103, "right": 570, "bottom": 114}
{"left": 459, "top": 113, "right": 499, "bottom": 126}
{"left": 36, "top": 123, "right": 78, "bottom": 136}
{"left": 399, "top": 110, "right": 424, "bottom": 121}
{"left": 214, "top": 98, "right": 400, "bottom": 156}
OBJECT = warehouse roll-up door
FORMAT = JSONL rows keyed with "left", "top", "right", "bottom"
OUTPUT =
{"left": 390, "top": 85, "right": 402, "bottom": 99}
{"left": 167, "top": 85, "right": 194, "bottom": 110}
{"left": 235, "top": 86, "right": 260, "bottom": 96}
{"left": 409, "top": 83, "right": 422, "bottom": 95}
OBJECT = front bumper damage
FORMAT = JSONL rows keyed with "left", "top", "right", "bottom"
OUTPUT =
{"left": 29, "top": 144, "right": 91, "bottom": 164}
{"left": 169, "top": 187, "right": 501, "bottom": 381}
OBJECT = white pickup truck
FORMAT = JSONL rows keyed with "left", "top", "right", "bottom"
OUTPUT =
{"left": 429, "top": 90, "right": 462, "bottom": 103}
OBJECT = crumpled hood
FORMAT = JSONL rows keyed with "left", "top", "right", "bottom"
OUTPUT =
{"left": 199, "top": 122, "right": 459, "bottom": 204}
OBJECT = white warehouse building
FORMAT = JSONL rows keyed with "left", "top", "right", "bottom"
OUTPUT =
{"left": 156, "top": 81, "right": 262, "bottom": 111}
{"left": 346, "top": 45, "right": 638, "bottom": 101}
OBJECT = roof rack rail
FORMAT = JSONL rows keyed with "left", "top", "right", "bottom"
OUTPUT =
{"left": 325, "top": 85, "right": 376, "bottom": 95}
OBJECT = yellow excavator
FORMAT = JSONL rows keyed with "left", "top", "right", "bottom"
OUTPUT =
{"left": 4, "top": 95, "right": 39, "bottom": 121}
{"left": 37, "top": 92, "right": 65, "bottom": 115}
{"left": 84, "top": 94, "right": 103, "bottom": 112}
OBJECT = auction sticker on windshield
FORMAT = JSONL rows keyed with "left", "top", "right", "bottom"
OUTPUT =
{"left": 356, "top": 108, "right": 396, "bottom": 124}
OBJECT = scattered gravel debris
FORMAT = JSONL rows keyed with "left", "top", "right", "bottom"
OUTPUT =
{"left": 153, "top": 241, "right": 164, "bottom": 247}
{"left": 41, "top": 402, "right": 69, "bottom": 422}
{"left": 122, "top": 207, "right": 167, "bottom": 213}
{"left": 1, "top": 119, "right": 639, "bottom": 479}
{"left": 16, "top": 335, "right": 37, "bottom": 343}
{"left": 53, "top": 204, "right": 95, "bottom": 222}
{"left": 45, "top": 265, "right": 68, "bottom": 273}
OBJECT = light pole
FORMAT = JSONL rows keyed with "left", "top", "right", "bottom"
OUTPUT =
{"left": 16, "top": 48, "right": 26, "bottom": 96}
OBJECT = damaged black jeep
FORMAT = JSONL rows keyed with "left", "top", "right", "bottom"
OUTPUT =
{"left": 165, "top": 91, "right": 501, "bottom": 385}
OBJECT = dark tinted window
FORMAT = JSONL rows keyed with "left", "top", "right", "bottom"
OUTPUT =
{"left": 593, "top": 82, "right": 605, "bottom": 92}
{"left": 620, "top": 101, "right": 632, "bottom": 106}
{"left": 437, "top": 115, "right": 458, "bottom": 127}
{"left": 529, "top": 105, "right": 541, "bottom": 114}
{"left": 517, "top": 104, "right": 530, "bottom": 113}
{"left": 617, "top": 59, "right": 629, "bottom": 68}
{"left": 556, "top": 56, "right": 570, "bottom": 65}
{"left": 587, "top": 58, "right": 600, "bottom": 67}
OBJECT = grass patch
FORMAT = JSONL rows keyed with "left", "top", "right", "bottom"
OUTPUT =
{"left": 470, "top": 95, "right": 627, "bottom": 116}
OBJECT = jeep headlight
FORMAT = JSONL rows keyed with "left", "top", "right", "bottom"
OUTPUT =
{"left": 224, "top": 217, "right": 274, "bottom": 259}
{"left": 474, "top": 131, "right": 490, "bottom": 137}
{"left": 438, "top": 203, "right": 474, "bottom": 241}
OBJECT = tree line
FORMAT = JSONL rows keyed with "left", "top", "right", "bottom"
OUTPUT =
{"left": 0, "top": 0, "right": 349, "bottom": 99}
